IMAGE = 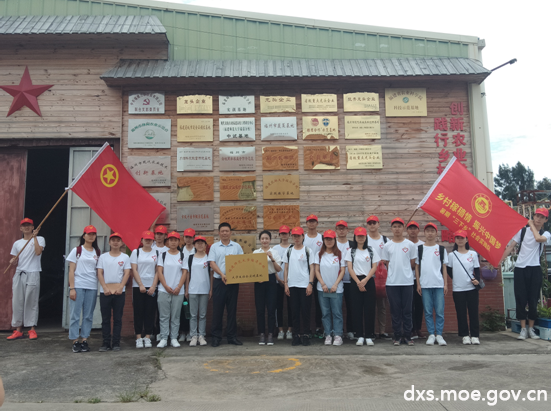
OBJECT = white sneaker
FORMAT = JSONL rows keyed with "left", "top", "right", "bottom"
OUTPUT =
{"left": 462, "top": 336, "right": 471, "bottom": 345}
{"left": 143, "top": 337, "right": 152, "bottom": 348}
{"left": 346, "top": 332, "right": 356, "bottom": 340}
{"left": 286, "top": 330, "right": 293, "bottom": 339}
{"left": 518, "top": 327, "right": 528, "bottom": 340}
{"left": 324, "top": 335, "right": 332, "bottom": 345}
{"left": 178, "top": 333, "right": 186, "bottom": 342}
{"left": 333, "top": 335, "right": 343, "bottom": 346}
{"left": 198, "top": 335, "right": 207, "bottom": 346}
{"left": 356, "top": 337, "right": 365, "bottom": 346}
{"left": 529, "top": 327, "right": 540, "bottom": 340}
{"left": 436, "top": 335, "right": 447, "bottom": 346}
{"left": 157, "top": 339, "right": 167, "bottom": 348}
{"left": 277, "top": 331, "right": 285, "bottom": 340}
{"left": 426, "top": 335, "right": 436, "bottom": 345}
{"left": 366, "top": 338, "right": 374, "bottom": 346}
{"left": 189, "top": 336, "right": 198, "bottom": 347}
{"left": 170, "top": 339, "right": 181, "bottom": 348}
{"left": 471, "top": 337, "right": 480, "bottom": 345}
{"left": 136, "top": 338, "right": 144, "bottom": 348}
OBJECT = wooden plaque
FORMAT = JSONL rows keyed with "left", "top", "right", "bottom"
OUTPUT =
{"left": 220, "top": 206, "right": 257, "bottom": 231}
{"left": 301, "top": 94, "right": 337, "bottom": 112}
{"left": 263, "top": 205, "right": 301, "bottom": 230}
{"left": 262, "top": 146, "right": 299, "bottom": 171}
{"left": 230, "top": 235, "right": 257, "bottom": 254}
{"left": 343, "top": 92, "right": 379, "bottom": 112}
{"left": 304, "top": 146, "right": 340, "bottom": 170}
{"left": 225, "top": 254, "right": 268, "bottom": 284}
{"left": 176, "top": 177, "right": 214, "bottom": 202}
{"left": 302, "top": 116, "right": 338, "bottom": 140}
{"left": 220, "top": 176, "right": 257, "bottom": 201}
{"left": 263, "top": 175, "right": 300, "bottom": 199}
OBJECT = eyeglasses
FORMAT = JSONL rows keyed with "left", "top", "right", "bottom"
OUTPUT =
{"left": 367, "top": 221, "right": 377, "bottom": 225}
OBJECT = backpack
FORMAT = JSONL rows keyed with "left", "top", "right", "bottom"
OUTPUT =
{"left": 417, "top": 244, "right": 445, "bottom": 277}
{"left": 349, "top": 246, "right": 374, "bottom": 267}
{"left": 187, "top": 254, "right": 194, "bottom": 277}
{"left": 287, "top": 245, "right": 310, "bottom": 267}
{"left": 76, "top": 245, "right": 101, "bottom": 260}
{"left": 519, "top": 226, "right": 546, "bottom": 256}
{"left": 382, "top": 235, "right": 388, "bottom": 244}
{"left": 162, "top": 250, "right": 184, "bottom": 264}
{"left": 136, "top": 248, "right": 159, "bottom": 261}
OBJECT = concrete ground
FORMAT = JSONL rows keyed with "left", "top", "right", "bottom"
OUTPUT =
{"left": 0, "top": 329, "right": 550, "bottom": 410}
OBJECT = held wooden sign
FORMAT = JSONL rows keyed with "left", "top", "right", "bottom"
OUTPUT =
{"left": 225, "top": 253, "right": 268, "bottom": 284}
{"left": 176, "top": 177, "right": 214, "bottom": 202}
{"left": 220, "top": 176, "right": 256, "bottom": 201}
{"left": 304, "top": 146, "right": 340, "bottom": 170}
{"left": 263, "top": 205, "right": 300, "bottom": 230}
{"left": 262, "top": 146, "right": 299, "bottom": 171}
{"left": 220, "top": 206, "right": 257, "bottom": 231}
{"left": 230, "top": 234, "right": 257, "bottom": 254}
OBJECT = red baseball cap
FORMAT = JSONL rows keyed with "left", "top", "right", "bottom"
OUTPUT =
{"left": 279, "top": 225, "right": 291, "bottom": 234}
{"left": 366, "top": 215, "right": 379, "bottom": 223}
{"left": 323, "top": 230, "right": 337, "bottom": 239}
{"left": 183, "top": 228, "right": 196, "bottom": 237}
{"left": 391, "top": 217, "right": 405, "bottom": 225}
{"left": 193, "top": 235, "right": 207, "bottom": 244}
{"left": 306, "top": 214, "right": 318, "bottom": 222}
{"left": 167, "top": 231, "right": 180, "bottom": 239}
{"left": 142, "top": 231, "right": 155, "bottom": 240}
{"left": 20, "top": 218, "right": 34, "bottom": 226}
{"left": 291, "top": 227, "right": 304, "bottom": 235}
{"left": 424, "top": 223, "right": 438, "bottom": 231}
{"left": 154, "top": 225, "right": 168, "bottom": 234}
{"left": 109, "top": 232, "right": 123, "bottom": 240}
{"left": 83, "top": 225, "right": 97, "bottom": 234}
{"left": 454, "top": 230, "right": 468, "bottom": 238}
{"left": 535, "top": 208, "right": 549, "bottom": 217}
{"left": 407, "top": 221, "right": 419, "bottom": 229}
{"left": 354, "top": 227, "right": 367, "bottom": 236}
{"left": 335, "top": 220, "right": 348, "bottom": 227}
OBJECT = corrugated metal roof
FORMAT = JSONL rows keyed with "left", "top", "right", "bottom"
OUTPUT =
{"left": 101, "top": 58, "right": 490, "bottom": 82}
{"left": 0, "top": 15, "right": 166, "bottom": 35}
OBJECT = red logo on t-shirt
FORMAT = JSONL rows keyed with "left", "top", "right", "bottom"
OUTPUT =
{"left": 333, "top": 257, "right": 339, "bottom": 264}
{"left": 467, "top": 256, "right": 473, "bottom": 263}
{"left": 178, "top": 259, "right": 182, "bottom": 264}
{"left": 379, "top": 243, "right": 384, "bottom": 249}
{"left": 365, "top": 256, "right": 371, "bottom": 262}
{"left": 402, "top": 247, "right": 409, "bottom": 253}
{"left": 93, "top": 255, "right": 99, "bottom": 261}
{"left": 203, "top": 262, "right": 208, "bottom": 268}
{"left": 152, "top": 256, "right": 157, "bottom": 261}
{"left": 316, "top": 241, "right": 322, "bottom": 247}
{"left": 118, "top": 261, "right": 124, "bottom": 266}
{"left": 434, "top": 250, "right": 440, "bottom": 256}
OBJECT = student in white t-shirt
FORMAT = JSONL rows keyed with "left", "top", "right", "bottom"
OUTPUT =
{"left": 335, "top": 220, "right": 355, "bottom": 340}
{"left": 415, "top": 223, "right": 448, "bottom": 346}
{"left": 152, "top": 225, "right": 169, "bottom": 253}
{"left": 66, "top": 225, "right": 101, "bottom": 353}
{"left": 501, "top": 208, "right": 550, "bottom": 340}
{"left": 156, "top": 231, "right": 187, "bottom": 348}
{"left": 345, "top": 227, "right": 381, "bottom": 346}
{"left": 274, "top": 225, "right": 293, "bottom": 340}
{"left": 284, "top": 227, "right": 315, "bottom": 346}
{"left": 130, "top": 230, "right": 159, "bottom": 349}
{"left": 178, "top": 228, "right": 197, "bottom": 342}
{"left": 315, "top": 230, "right": 346, "bottom": 346}
{"left": 97, "top": 233, "right": 131, "bottom": 352}
{"left": 304, "top": 214, "right": 323, "bottom": 338}
{"left": 407, "top": 221, "right": 425, "bottom": 339}
{"left": 7, "top": 218, "right": 45, "bottom": 342}
{"left": 446, "top": 230, "right": 481, "bottom": 345}
{"left": 380, "top": 218, "right": 417, "bottom": 346}
{"left": 185, "top": 236, "right": 211, "bottom": 347}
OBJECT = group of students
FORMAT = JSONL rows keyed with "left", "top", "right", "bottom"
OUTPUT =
{"left": 6, "top": 208, "right": 549, "bottom": 350}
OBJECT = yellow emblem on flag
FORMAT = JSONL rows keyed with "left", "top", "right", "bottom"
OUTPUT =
{"left": 471, "top": 193, "right": 492, "bottom": 218}
{"left": 101, "top": 164, "right": 119, "bottom": 188}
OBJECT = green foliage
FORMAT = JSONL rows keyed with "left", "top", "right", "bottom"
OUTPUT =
{"left": 117, "top": 391, "right": 138, "bottom": 403}
{"left": 537, "top": 304, "right": 551, "bottom": 319}
{"left": 541, "top": 252, "right": 550, "bottom": 299}
{"left": 146, "top": 394, "right": 161, "bottom": 402}
{"left": 494, "top": 162, "right": 535, "bottom": 205}
{"left": 87, "top": 398, "right": 101, "bottom": 404}
{"left": 480, "top": 306, "right": 506, "bottom": 332}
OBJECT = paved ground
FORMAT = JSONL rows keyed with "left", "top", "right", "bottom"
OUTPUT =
{"left": 0, "top": 329, "right": 550, "bottom": 410}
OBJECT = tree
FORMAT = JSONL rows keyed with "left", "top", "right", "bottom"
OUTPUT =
{"left": 494, "top": 162, "right": 535, "bottom": 205}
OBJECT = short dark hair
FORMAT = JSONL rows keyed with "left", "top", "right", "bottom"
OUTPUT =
{"left": 218, "top": 222, "right": 232, "bottom": 231}
{"left": 259, "top": 230, "right": 272, "bottom": 240}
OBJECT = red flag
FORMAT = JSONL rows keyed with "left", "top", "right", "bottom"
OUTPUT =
{"left": 69, "top": 143, "right": 165, "bottom": 248}
{"left": 418, "top": 157, "right": 527, "bottom": 266}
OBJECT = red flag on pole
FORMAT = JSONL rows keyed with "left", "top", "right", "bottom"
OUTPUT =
{"left": 69, "top": 143, "right": 165, "bottom": 248}
{"left": 418, "top": 157, "right": 527, "bottom": 266}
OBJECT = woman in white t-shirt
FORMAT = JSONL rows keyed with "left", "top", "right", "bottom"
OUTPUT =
{"left": 253, "top": 230, "right": 283, "bottom": 346}
{"left": 315, "top": 230, "right": 346, "bottom": 346}
{"left": 274, "top": 226, "right": 293, "bottom": 340}
{"left": 284, "top": 227, "right": 315, "bottom": 346}
{"left": 130, "top": 230, "right": 159, "bottom": 349}
{"left": 446, "top": 230, "right": 481, "bottom": 345}
{"left": 66, "top": 225, "right": 101, "bottom": 353}
{"left": 345, "top": 227, "right": 380, "bottom": 346}
{"left": 156, "top": 231, "right": 187, "bottom": 348}
{"left": 185, "top": 236, "right": 211, "bottom": 347}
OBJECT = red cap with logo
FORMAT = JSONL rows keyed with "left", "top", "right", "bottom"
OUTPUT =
{"left": 424, "top": 223, "right": 438, "bottom": 231}
{"left": 154, "top": 225, "right": 168, "bottom": 234}
{"left": 335, "top": 220, "right": 348, "bottom": 227}
{"left": 366, "top": 215, "right": 379, "bottom": 223}
{"left": 20, "top": 218, "right": 34, "bottom": 226}
{"left": 109, "top": 232, "right": 123, "bottom": 240}
{"left": 291, "top": 227, "right": 304, "bottom": 235}
{"left": 83, "top": 225, "right": 97, "bottom": 234}
{"left": 167, "top": 231, "right": 180, "bottom": 239}
{"left": 535, "top": 208, "right": 549, "bottom": 217}
{"left": 323, "top": 229, "right": 337, "bottom": 239}
{"left": 407, "top": 221, "right": 420, "bottom": 229}
{"left": 391, "top": 217, "right": 405, "bottom": 225}
{"left": 279, "top": 225, "right": 291, "bottom": 234}
{"left": 142, "top": 231, "right": 155, "bottom": 240}
{"left": 193, "top": 235, "right": 207, "bottom": 244}
{"left": 183, "top": 228, "right": 196, "bottom": 237}
{"left": 306, "top": 214, "right": 318, "bottom": 222}
{"left": 354, "top": 227, "right": 368, "bottom": 236}
{"left": 454, "top": 230, "right": 468, "bottom": 238}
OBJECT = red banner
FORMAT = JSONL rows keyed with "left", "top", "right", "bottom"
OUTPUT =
{"left": 69, "top": 143, "right": 165, "bottom": 248}
{"left": 418, "top": 157, "right": 527, "bottom": 266}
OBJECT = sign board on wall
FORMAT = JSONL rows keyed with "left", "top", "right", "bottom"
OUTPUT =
{"left": 177, "top": 148, "right": 213, "bottom": 171}
{"left": 304, "top": 146, "right": 340, "bottom": 170}
{"left": 220, "top": 176, "right": 257, "bottom": 201}
{"left": 127, "top": 156, "right": 171, "bottom": 187}
{"left": 343, "top": 92, "right": 379, "bottom": 112}
{"left": 177, "top": 206, "right": 214, "bottom": 231}
{"left": 219, "top": 147, "right": 256, "bottom": 171}
{"left": 128, "top": 119, "right": 171, "bottom": 148}
{"left": 176, "top": 177, "right": 214, "bottom": 202}
{"left": 230, "top": 235, "right": 257, "bottom": 254}
{"left": 301, "top": 94, "right": 337, "bottom": 112}
{"left": 220, "top": 206, "right": 257, "bottom": 231}
{"left": 261, "top": 146, "right": 299, "bottom": 171}
{"left": 177, "top": 119, "right": 213, "bottom": 142}
{"left": 344, "top": 116, "right": 381, "bottom": 139}
{"left": 263, "top": 175, "right": 300, "bottom": 199}
{"left": 385, "top": 88, "right": 427, "bottom": 117}
{"left": 260, "top": 117, "right": 297, "bottom": 140}
{"left": 176, "top": 95, "right": 212, "bottom": 114}
{"left": 346, "top": 145, "right": 383, "bottom": 169}
{"left": 263, "top": 205, "right": 301, "bottom": 230}
{"left": 128, "top": 92, "right": 165, "bottom": 114}
{"left": 303, "top": 116, "right": 338, "bottom": 140}
{"left": 219, "top": 95, "right": 255, "bottom": 114}
{"left": 260, "top": 96, "right": 296, "bottom": 113}
{"left": 219, "top": 118, "right": 255, "bottom": 142}
{"left": 149, "top": 193, "right": 171, "bottom": 224}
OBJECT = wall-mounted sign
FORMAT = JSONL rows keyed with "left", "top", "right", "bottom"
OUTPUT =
{"left": 303, "top": 116, "right": 338, "bottom": 140}
{"left": 230, "top": 235, "right": 257, "bottom": 255}
{"left": 343, "top": 92, "right": 379, "bottom": 112}
{"left": 344, "top": 116, "right": 381, "bottom": 139}
{"left": 219, "top": 118, "right": 255, "bottom": 142}
{"left": 263, "top": 205, "right": 301, "bottom": 230}
{"left": 260, "top": 117, "right": 297, "bottom": 140}
{"left": 127, "top": 156, "right": 170, "bottom": 187}
{"left": 177, "top": 177, "right": 214, "bottom": 202}
{"left": 177, "top": 206, "right": 214, "bottom": 231}
{"left": 220, "top": 176, "right": 257, "bottom": 201}
{"left": 385, "top": 88, "right": 427, "bottom": 117}
{"left": 304, "top": 146, "right": 340, "bottom": 170}
{"left": 346, "top": 145, "right": 383, "bottom": 169}
{"left": 149, "top": 192, "right": 171, "bottom": 224}
{"left": 128, "top": 119, "right": 171, "bottom": 149}
{"left": 301, "top": 94, "right": 337, "bottom": 112}
{"left": 177, "top": 147, "right": 213, "bottom": 171}
{"left": 219, "top": 95, "right": 255, "bottom": 114}
{"left": 176, "top": 95, "right": 212, "bottom": 114}
{"left": 262, "top": 146, "right": 299, "bottom": 171}
{"left": 260, "top": 96, "right": 296, "bottom": 113}
{"left": 263, "top": 175, "right": 300, "bottom": 199}
{"left": 128, "top": 91, "right": 165, "bottom": 114}
{"left": 220, "top": 206, "right": 257, "bottom": 231}
{"left": 177, "top": 119, "right": 213, "bottom": 142}
{"left": 219, "top": 147, "right": 256, "bottom": 171}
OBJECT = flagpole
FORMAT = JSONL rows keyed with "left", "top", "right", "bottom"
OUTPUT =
{"left": 405, "top": 208, "right": 419, "bottom": 227}
{"left": 4, "top": 189, "right": 69, "bottom": 274}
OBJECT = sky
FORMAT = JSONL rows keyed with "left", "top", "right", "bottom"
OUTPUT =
{"left": 156, "top": 0, "right": 549, "bottom": 181}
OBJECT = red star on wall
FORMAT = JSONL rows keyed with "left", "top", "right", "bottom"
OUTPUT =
{"left": 0, "top": 66, "right": 53, "bottom": 117}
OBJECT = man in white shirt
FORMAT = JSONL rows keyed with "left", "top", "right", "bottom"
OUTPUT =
{"left": 303, "top": 214, "right": 323, "bottom": 338}
{"left": 407, "top": 221, "right": 425, "bottom": 339}
{"left": 501, "top": 208, "right": 551, "bottom": 340}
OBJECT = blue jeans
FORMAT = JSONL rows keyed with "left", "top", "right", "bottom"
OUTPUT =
{"left": 318, "top": 292, "right": 343, "bottom": 337}
{"left": 421, "top": 288, "right": 445, "bottom": 336}
{"left": 69, "top": 288, "right": 97, "bottom": 340}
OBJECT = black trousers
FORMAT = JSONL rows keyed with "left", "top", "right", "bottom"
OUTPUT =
{"left": 343, "top": 282, "right": 355, "bottom": 334}
{"left": 386, "top": 285, "right": 413, "bottom": 340}
{"left": 276, "top": 283, "right": 293, "bottom": 329}
{"left": 254, "top": 274, "right": 278, "bottom": 334}
{"left": 211, "top": 278, "right": 239, "bottom": 341}
{"left": 289, "top": 287, "right": 312, "bottom": 336}
{"left": 514, "top": 266, "right": 542, "bottom": 321}
{"left": 412, "top": 279, "right": 424, "bottom": 331}
{"left": 453, "top": 289, "right": 479, "bottom": 337}
{"left": 312, "top": 283, "right": 323, "bottom": 330}
{"left": 350, "top": 277, "right": 376, "bottom": 338}
{"left": 132, "top": 287, "right": 157, "bottom": 336}
{"left": 100, "top": 292, "right": 125, "bottom": 346}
